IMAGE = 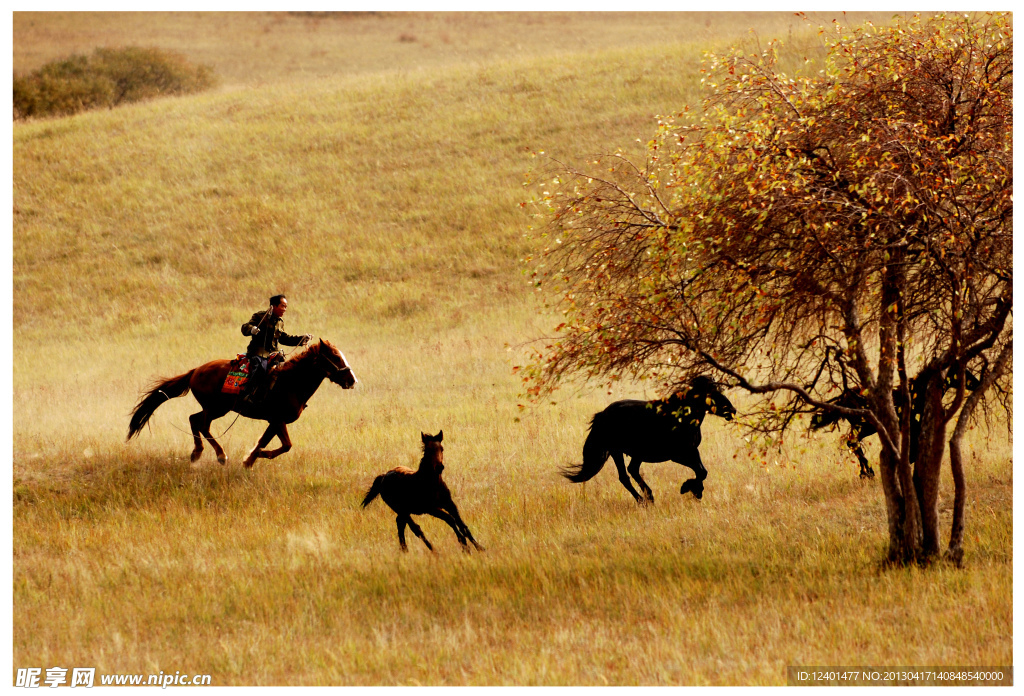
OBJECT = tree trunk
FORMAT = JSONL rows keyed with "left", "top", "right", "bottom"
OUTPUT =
{"left": 871, "top": 384, "right": 921, "bottom": 563}
{"left": 876, "top": 256, "right": 921, "bottom": 563}
{"left": 947, "top": 427, "right": 968, "bottom": 567}
{"left": 877, "top": 445, "right": 914, "bottom": 563}
{"left": 947, "top": 342, "right": 1012, "bottom": 565}
{"left": 912, "top": 370, "right": 947, "bottom": 560}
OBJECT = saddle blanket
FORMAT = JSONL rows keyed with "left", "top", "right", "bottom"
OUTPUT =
{"left": 222, "top": 354, "right": 250, "bottom": 394}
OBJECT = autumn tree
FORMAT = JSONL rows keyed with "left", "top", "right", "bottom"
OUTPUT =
{"left": 522, "top": 13, "right": 1011, "bottom": 565}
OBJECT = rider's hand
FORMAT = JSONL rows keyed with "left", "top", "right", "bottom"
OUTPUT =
{"left": 301, "top": 334, "right": 311, "bottom": 345}
{"left": 250, "top": 326, "right": 259, "bottom": 335}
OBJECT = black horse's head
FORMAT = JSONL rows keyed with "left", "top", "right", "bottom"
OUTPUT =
{"left": 809, "top": 410, "right": 829, "bottom": 430}
{"left": 686, "top": 375, "right": 736, "bottom": 421}
{"left": 316, "top": 339, "right": 358, "bottom": 389}
{"left": 810, "top": 406, "right": 840, "bottom": 431}
{"left": 943, "top": 367, "right": 981, "bottom": 393}
{"left": 810, "top": 389, "right": 866, "bottom": 430}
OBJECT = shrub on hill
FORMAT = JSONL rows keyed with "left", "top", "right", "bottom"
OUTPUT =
{"left": 13, "top": 46, "right": 216, "bottom": 119}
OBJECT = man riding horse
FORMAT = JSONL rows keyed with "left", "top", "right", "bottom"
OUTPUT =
{"left": 241, "top": 294, "right": 311, "bottom": 405}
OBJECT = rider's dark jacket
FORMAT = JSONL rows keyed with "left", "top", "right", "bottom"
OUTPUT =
{"left": 241, "top": 310, "right": 304, "bottom": 358}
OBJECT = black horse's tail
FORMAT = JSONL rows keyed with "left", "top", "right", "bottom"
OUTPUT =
{"left": 126, "top": 370, "right": 195, "bottom": 441}
{"left": 361, "top": 475, "right": 386, "bottom": 508}
{"left": 561, "top": 417, "right": 609, "bottom": 483}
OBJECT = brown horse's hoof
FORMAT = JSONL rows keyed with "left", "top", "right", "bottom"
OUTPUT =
{"left": 190, "top": 449, "right": 203, "bottom": 463}
{"left": 218, "top": 455, "right": 227, "bottom": 466}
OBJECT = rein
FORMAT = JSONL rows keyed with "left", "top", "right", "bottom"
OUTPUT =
{"left": 316, "top": 348, "right": 353, "bottom": 377}
{"left": 165, "top": 412, "right": 244, "bottom": 439}
{"left": 158, "top": 400, "right": 244, "bottom": 440}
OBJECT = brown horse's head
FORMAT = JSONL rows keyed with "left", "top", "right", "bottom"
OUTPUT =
{"left": 420, "top": 430, "right": 444, "bottom": 475}
{"left": 314, "top": 338, "right": 358, "bottom": 389}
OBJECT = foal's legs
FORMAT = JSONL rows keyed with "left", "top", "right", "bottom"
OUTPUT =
{"left": 611, "top": 451, "right": 644, "bottom": 503}
{"left": 431, "top": 507, "right": 484, "bottom": 551}
{"left": 189, "top": 411, "right": 227, "bottom": 464}
{"left": 448, "top": 504, "right": 484, "bottom": 551}
{"left": 627, "top": 458, "right": 655, "bottom": 504}
{"left": 395, "top": 515, "right": 434, "bottom": 552}
{"left": 405, "top": 516, "right": 434, "bottom": 551}
{"left": 429, "top": 509, "right": 467, "bottom": 548}
{"left": 678, "top": 448, "right": 708, "bottom": 499}
{"left": 396, "top": 516, "right": 409, "bottom": 551}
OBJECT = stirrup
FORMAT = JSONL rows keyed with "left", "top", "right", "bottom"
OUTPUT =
{"left": 240, "top": 380, "right": 262, "bottom": 406}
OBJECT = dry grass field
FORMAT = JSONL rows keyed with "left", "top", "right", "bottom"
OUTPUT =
{"left": 12, "top": 12, "right": 1012, "bottom": 685}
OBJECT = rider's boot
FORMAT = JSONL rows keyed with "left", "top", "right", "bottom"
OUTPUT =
{"left": 240, "top": 371, "right": 263, "bottom": 407}
{"left": 249, "top": 364, "right": 279, "bottom": 405}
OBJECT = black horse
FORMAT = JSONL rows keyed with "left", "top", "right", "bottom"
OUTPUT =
{"left": 562, "top": 376, "right": 736, "bottom": 504}
{"left": 810, "top": 369, "right": 980, "bottom": 478}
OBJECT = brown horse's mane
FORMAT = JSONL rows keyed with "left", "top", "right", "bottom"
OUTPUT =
{"left": 275, "top": 339, "right": 327, "bottom": 376}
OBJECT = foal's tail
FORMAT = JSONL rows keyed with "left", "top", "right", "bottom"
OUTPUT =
{"left": 127, "top": 370, "right": 195, "bottom": 441}
{"left": 561, "top": 418, "right": 609, "bottom": 483}
{"left": 361, "top": 475, "right": 386, "bottom": 508}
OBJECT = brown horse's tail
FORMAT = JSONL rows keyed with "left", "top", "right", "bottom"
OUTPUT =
{"left": 561, "top": 417, "right": 609, "bottom": 483}
{"left": 361, "top": 474, "right": 386, "bottom": 508}
{"left": 127, "top": 370, "right": 195, "bottom": 441}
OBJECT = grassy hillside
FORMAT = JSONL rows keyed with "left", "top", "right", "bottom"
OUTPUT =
{"left": 14, "top": 11, "right": 887, "bottom": 86}
{"left": 13, "top": 12, "right": 1011, "bottom": 686}
{"left": 15, "top": 43, "right": 698, "bottom": 333}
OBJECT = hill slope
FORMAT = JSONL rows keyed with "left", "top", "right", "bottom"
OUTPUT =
{"left": 15, "top": 42, "right": 712, "bottom": 342}
{"left": 15, "top": 11, "right": 880, "bottom": 85}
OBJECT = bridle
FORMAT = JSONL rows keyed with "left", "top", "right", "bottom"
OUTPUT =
{"left": 708, "top": 388, "right": 736, "bottom": 418}
{"left": 316, "top": 346, "right": 356, "bottom": 383}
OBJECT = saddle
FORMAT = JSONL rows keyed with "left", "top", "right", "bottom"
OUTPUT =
{"left": 224, "top": 352, "right": 284, "bottom": 405}
{"left": 221, "top": 354, "right": 251, "bottom": 394}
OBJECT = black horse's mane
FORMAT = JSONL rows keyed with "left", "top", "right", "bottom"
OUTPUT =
{"left": 661, "top": 375, "right": 719, "bottom": 404}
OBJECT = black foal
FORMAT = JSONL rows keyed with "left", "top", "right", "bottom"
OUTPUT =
{"left": 361, "top": 431, "right": 483, "bottom": 553}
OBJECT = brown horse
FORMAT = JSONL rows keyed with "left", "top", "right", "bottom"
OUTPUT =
{"left": 127, "top": 338, "right": 357, "bottom": 468}
{"left": 361, "top": 431, "right": 483, "bottom": 553}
